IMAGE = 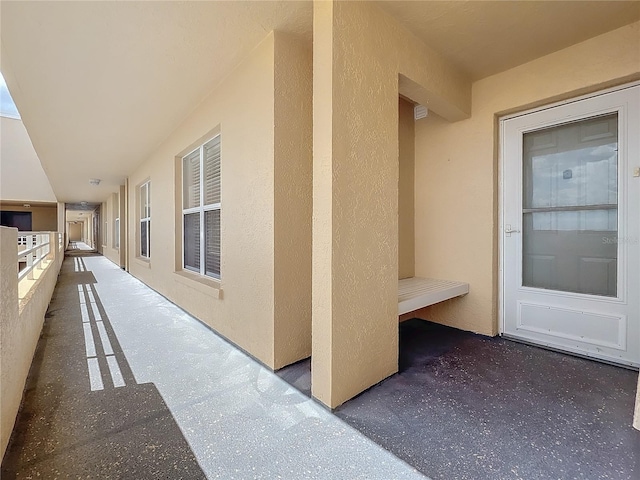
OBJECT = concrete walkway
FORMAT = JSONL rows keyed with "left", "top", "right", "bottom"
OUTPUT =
{"left": 2, "top": 255, "right": 426, "bottom": 479}
{"left": 67, "top": 241, "right": 94, "bottom": 251}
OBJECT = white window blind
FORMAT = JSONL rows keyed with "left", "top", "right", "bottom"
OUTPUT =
{"left": 203, "top": 137, "right": 221, "bottom": 205}
{"left": 183, "top": 150, "right": 200, "bottom": 210}
{"left": 182, "top": 135, "right": 221, "bottom": 279}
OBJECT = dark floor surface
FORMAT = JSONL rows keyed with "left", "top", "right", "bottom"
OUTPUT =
{"left": 1, "top": 256, "right": 205, "bottom": 479}
{"left": 277, "top": 319, "right": 640, "bottom": 480}
{"left": 4, "top": 252, "right": 640, "bottom": 479}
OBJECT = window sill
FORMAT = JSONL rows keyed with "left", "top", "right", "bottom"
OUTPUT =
{"left": 173, "top": 270, "right": 222, "bottom": 299}
{"left": 134, "top": 257, "right": 151, "bottom": 269}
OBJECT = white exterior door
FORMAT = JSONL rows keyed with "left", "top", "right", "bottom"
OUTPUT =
{"left": 501, "top": 85, "right": 640, "bottom": 367}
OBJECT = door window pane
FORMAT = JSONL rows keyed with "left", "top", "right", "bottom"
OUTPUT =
{"left": 522, "top": 113, "right": 618, "bottom": 296}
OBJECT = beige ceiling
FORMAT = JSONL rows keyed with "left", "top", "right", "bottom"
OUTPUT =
{"left": 66, "top": 209, "right": 93, "bottom": 223}
{"left": 2, "top": 1, "right": 638, "bottom": 205}
{"left": 0, "top": 1, "right": 312, "bottom": 204}
{"left": 376, "top": 0, "right": 640, "bottom": 80}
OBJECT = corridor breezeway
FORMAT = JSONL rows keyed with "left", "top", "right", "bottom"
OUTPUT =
{"left": 1, "top": 254, "right": 427, "bottom": 479}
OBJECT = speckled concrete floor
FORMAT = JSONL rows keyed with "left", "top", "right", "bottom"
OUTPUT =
{"left": 67, "top": 241, "right": 94, "bottom": 251}
{"left": 1, "top": 255, "right": 426, "bottom": 479}
{"left": 278, "top": 320, "right": 640, "bottom": 480}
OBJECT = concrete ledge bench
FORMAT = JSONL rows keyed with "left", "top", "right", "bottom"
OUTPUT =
{"left": 398, "top": 277, "right": 469, "bottom": 316}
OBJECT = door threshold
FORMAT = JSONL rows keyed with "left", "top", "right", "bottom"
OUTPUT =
{"left": 500, "top": 334, "right": 639, "bottom": 371}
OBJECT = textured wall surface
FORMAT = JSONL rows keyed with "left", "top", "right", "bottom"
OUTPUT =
{"left": 127, "top": 32, "right": 312, "bottom": 369}
{"left": 311, "top": 1, "right": 334, "bottom": 406}
{"left": 1, "top": 227, "right": 63, "bottom": 458}
{"left": 0, "top": 227, "right": 19, "bottom": 457}
{"left": 312, "top": 0, "right": 470, "bottom": 408}
{"left": 413, "top": 21, "right": 640, "bottom": 336}
{"left": 273, "top": 32, "right": 313, "bottom": 369}
{"left": 103, "top": 192, "right": 121, "bottom": 267}
{"left": 99, "top": 199, "right": 108, "bottom": 254}
{"left": 119, "top": 184, "right": 127, "bottom": 268}
{"left": 127, "top": 33, "right": 276, "bottom": 366}
{"left": 398, "top": 97, "right": 415, "bottom": 280}
{"left": 68, "top": 222, "right": 82, "bottom": 241}
{"left": 56, "top": 202, "right": 65, "bottom": 240}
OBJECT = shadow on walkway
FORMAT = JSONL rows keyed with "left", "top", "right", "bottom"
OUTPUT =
{"left": 2, "top": 254, "right": 205, "bottom": 479}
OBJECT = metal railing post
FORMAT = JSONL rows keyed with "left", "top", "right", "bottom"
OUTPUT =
{"left": 17, "top": 232, "right": 54, "bottom": 282}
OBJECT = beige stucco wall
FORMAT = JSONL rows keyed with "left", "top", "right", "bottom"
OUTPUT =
{"left": 97, "top": 201, "right": 107, "bottom": 254}
{"left": 273, "top": 34, "right": 313, "bottom": 368}
{"left": 398, "top": 97, "right": 415, "bottom": 280}
{"left": 102, "top": 191, "right": 123, "bottom": 267}
{"left": 312, "top": 0, "right": 470, "bottom": 408}
{"left": 413, "top": 21, "right": 640, "bottom": 336}
{"left": 89, "top": 210, "right": 98, "bottom": 250}
{"left": 84, "top": 213, "right": 93, "bottom": 249}
{"left": 126, "top": 32, "right": 312, "bottom": 369}
{"left": 56, "top": 202, "right": 65, "bottom": 246}
{"left": 1, "top": 227, "right": 63, "bottom": 458}
{"left": 68, "top": 222, "right": 82, "bottom": 241}
{"left": 0, "top": 203, "right": 58, "bottom": 231}
{"left": 119, "top": 184, "right": 127, "bottom": 269}
{"left": 0, "top": 226, "right": 19, "bottom": 457}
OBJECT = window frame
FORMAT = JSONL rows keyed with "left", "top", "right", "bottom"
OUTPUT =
{"left": 181, "top": 134, "right": 221, "bottom": 279}
{"left": 114, "top": 217, "right": 120, "bottom": 249}
{"left": 139, "top": 180, "right": 151, "bottom": 259}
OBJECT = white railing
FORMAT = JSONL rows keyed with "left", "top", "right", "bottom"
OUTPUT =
{"left": 17, "top": 232, "right": 51, "bottom": 281}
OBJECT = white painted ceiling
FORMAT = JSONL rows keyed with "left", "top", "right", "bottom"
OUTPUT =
{"left": 1, "top": 1, "right": 638, "bottom": 204}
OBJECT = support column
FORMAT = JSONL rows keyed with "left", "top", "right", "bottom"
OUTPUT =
{"left": 273, "top": 32, "right": 313, "bottom": 369}
{"left": 119, "top": 184, "right": 127, "bottom": 268}
{"left": 312, "top": 0, "right": 399, "bottom": 408}
{"left": 311, "top": 0, "right": 471, "bottom": 408}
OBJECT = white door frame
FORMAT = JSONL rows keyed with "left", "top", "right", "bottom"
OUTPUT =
{"left": 498, "top": 80, "right": 640, "bottom": 364}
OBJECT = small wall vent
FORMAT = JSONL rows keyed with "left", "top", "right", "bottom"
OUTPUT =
{"left": 414, "top": 105, "right": 428, "bottom": 120}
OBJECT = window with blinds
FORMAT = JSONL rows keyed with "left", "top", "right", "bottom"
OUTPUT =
{"left": 182, "top": 135, "right": 221, "bottom": 279}
{"left": 140, "top": 181, "right": 151, "bottom": 258}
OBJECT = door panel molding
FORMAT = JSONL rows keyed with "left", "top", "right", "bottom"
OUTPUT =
{"left": 517, "top": 301, "right": 626, "bottom": 351}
